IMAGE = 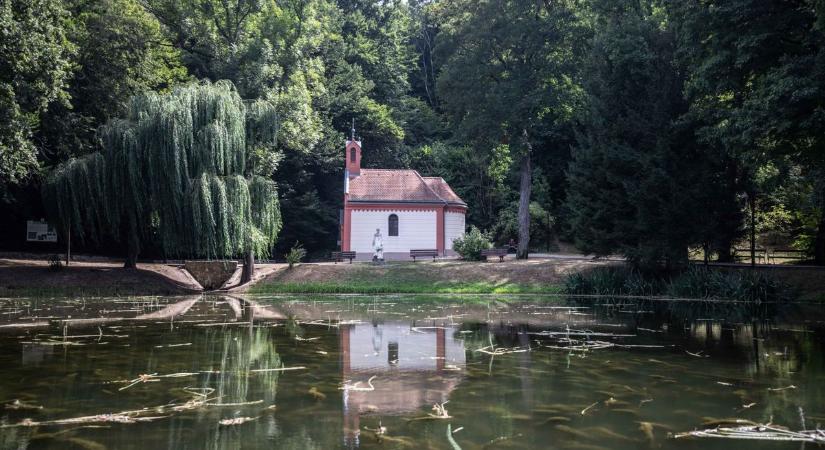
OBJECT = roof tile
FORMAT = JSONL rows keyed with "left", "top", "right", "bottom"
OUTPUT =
{"left": 348, "top": 169, "right": 465, "bottom": 205}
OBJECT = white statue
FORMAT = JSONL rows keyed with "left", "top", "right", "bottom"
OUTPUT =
{"left": 372, "top": 228, "right": 384, "bottom": 261}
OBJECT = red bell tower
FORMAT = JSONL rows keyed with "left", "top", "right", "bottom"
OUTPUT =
{"left": 346, "top": 139, "right": 361, "bottom": 178}
{"left": 346, "top": 120, "right": 361, "bottom": 178}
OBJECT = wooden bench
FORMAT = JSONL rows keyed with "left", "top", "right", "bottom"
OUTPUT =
{"left": 331, "top": 251, "right": 356, "bottom": 264}
{"left": 481, "top": 248, "right": 508, "bottom": 262}
{"left": 410, "top": 249, "right": 438, "bottom": 262}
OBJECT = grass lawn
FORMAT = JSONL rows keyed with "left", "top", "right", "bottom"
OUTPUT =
{"left": 251, "top": 280, "right": 562, "bottom": 294}
{"left": 246, "top": 259, "right": 586, "bottom": 294}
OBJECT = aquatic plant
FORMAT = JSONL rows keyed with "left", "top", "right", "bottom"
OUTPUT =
{"left": 668, "top": 267, "right": 792, "bottom": 302}
{"left": 42, "top": 81, "right": 281, "bottom": 280}
{"left": 564, "top": 265, "right": 792, "bottom": 302}
{"left": 564, "top": 267, "right": 663, "bottom": 297}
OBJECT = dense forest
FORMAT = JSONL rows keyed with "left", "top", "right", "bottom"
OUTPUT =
{"left": 1, "top": 0, "right": 823, "bottom": 268}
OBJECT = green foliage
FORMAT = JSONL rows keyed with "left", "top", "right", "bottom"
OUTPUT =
{"left": 0, "top": 0, "right": 75, "bottom": 183}
{"left": 3, "top": 0, "right": 824, "bottom": 268}
{"left": 669, "top": 0, "right": 825, "bottom": 262}
{"left": 566, "top": 0, "right": 716, "bottom": 270}
{"left": 285, "top": 241, "right": 306, "bottom": 269}
{"left": 451, "top": 226, "right": 492, "bottom": 261}
{"left": 42, "top": 81, "right": 282, "bottom": 261}
{"left": 493, "top": 201, "right": 556, "bottom": 250}
{"left": 564, "top": 266, "right": 792, "bottom": 302}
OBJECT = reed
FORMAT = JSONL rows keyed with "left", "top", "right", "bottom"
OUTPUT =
{"left": 564, "top": 265, "right": 792, "bottom": 302}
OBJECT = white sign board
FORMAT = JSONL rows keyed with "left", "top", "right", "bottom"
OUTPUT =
{"left": 26, "top": 220, "right": 58, "bottom": 242}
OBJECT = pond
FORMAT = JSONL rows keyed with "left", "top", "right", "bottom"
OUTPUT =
{"left": 0, "top": 295, "right": 824, "bottom": 449}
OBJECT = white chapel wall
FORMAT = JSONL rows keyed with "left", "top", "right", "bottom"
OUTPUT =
{"left": 350, "top": 210, "right": 437, "bottom": 253}
{"left": 445, "top": 211, "right": 466, "bottom": 250}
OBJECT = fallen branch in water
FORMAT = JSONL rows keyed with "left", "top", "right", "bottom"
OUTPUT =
{"left": 0, "top": 389, "right": 271, "bottom": 429}
{"left": 340, "top": 375, "right": 377, "bottom": 391}
{"left": 475, "top": 345, "right": 529, "bottom": 355}
{"left": 672, "top": 424, "right": 825, "bottom": 443}
{"left": 205, "top": 400, "right": 264, "bottom": 407}
{"left": 117, "top": 372, "right": 199, "bottom": 391}
{"left": 219, "top": 416, "right": 258, "bottom": 426}
{"left": 429, "top": 402, "right": 451, "bottom": 419}
{"left": 4, "top": 400, "right": 43, "bottom": 411}
{"left": 0, "top": 413, "right": 168, "bottom": 428}
{"left": 767, "top": 385, "right": 797, "bottom": 392}
{"left": 446, "top": 423, "right": 462, "bottom": 450}
{"left": 581, "top": 401, "right": 599, "bottom": 415}
{"left": 249, "top": 366, "right": 306, "bottom": 373}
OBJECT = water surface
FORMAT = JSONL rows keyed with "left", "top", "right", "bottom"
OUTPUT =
{"left": 0, "top": 295, "right": 824, "bottom": 449}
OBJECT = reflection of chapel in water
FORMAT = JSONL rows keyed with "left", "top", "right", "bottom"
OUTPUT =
{"left": 338, "top": 321, "right": 466, "bottom": 447}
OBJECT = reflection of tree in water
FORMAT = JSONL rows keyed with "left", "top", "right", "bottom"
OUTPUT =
{"left": 199, "top": 326, "right": 282, "bottom": 450}
{"left": 202, "top": 326, "right": 281, "bottom": 404}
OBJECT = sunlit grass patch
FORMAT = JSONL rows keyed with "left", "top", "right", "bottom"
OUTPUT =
{"left": 249, "top": 281, "right": 561, "bottom": 295}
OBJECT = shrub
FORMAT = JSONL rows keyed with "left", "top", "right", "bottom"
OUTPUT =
{"left": 452, "top": 226, "right": 492, "bottom": 261}
{"left": 285, "top": 242, "right": 306, "bottom": 269}
{"left": 48, "top": 254, "right": 63, "bottom": 272}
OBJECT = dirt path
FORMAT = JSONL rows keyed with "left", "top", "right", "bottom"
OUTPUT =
{"left": 0, "top": 259, "right": 202, "bottom": 296}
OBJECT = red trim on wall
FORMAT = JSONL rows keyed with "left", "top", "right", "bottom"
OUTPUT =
{"left": 342, "top": 196, "right": 352, "bottom": 251}
{"left": 436, "top": 205, "right": 445, "bottom": 254}
{"left": 445, "top": 205, "right": 467, "bottom": 213}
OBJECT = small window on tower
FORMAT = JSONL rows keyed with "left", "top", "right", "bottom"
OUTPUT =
{"left": 350, "top": 148, "right": 356, "bottom": 162}
{"left": 388, "top": 214, "right": 398, "bottom": 236}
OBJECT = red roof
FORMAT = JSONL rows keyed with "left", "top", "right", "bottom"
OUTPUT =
{"left": 348, "top": 169, "right": 466, "bottom": 205}
{"left": 422, "top": 177, "right": 465, "bottom": 204}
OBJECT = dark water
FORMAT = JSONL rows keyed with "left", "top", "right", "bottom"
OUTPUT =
{"left": 0, "top": 295, "right": 824, "bottom": 449}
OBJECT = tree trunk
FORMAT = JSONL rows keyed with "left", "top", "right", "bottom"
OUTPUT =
{"left": 241, "top": 249, "right": 255, "bottom": 284}
{"left": 517, "top": 131, "right": 532, "bottom": 260}
{"left": 65, "top": 224, "right": 71, "bottom": 267}
{"left": 749, "top": 192, "right": 756, "bottom": 268}
{"left": 716, "top": 245, "right": 734, "bottom": 263}
{"left": 124, "top": 220, "right": 139, "bottom": 269}
{"left": 124, "top": 238, "right": 138, "bottom": 269}
{"left": 815, "top": 208, "right": 825, "bottom": 265}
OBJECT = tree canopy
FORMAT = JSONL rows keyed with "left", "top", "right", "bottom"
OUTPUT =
{"left": 0, "top": 0, "right": 822, "bottom": 268}
{"left": 42, "top": 81, "right": 281, "bottom": 268}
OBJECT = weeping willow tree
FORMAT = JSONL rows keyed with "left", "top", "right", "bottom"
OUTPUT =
{"left": 43, "top": 81, "right": 281, "bottom": 281}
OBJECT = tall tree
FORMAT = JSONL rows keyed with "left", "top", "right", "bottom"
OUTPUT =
{"left": 43, "top": 81, "right": 281, "bottom": 281}
{"left": 567, "top": 0, "right": 715, "bottom": 270}
{"left": 0, "top": 0, "right": 75, "bottom": 184}
{"left": 38, "top": 0, "right": 189, "bottom": 165}
{"left": 669, "top": 0, "right": 825, "bottom": 263}
{"left": 435, "top": 0, "right": 585, "bottom": 258}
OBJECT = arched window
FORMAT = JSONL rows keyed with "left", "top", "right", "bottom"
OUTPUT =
{"left": 350, "top": 148, "right": 356, "bottom": 162}
{"left": 388, "top": 214, "right": 399, "bottom": 236}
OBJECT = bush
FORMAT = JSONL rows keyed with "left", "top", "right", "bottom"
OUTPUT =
{"left": 452, "top": 226, "right": 492, "bottom": 261}
{"left": 48, "top": 254, "right": 63, "bottom": 272}
{"left": 563, "top": 265, "right": 791, "bottom": 302}
{"left": 285, "top": 242, "right": 306, "bottom": 269}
